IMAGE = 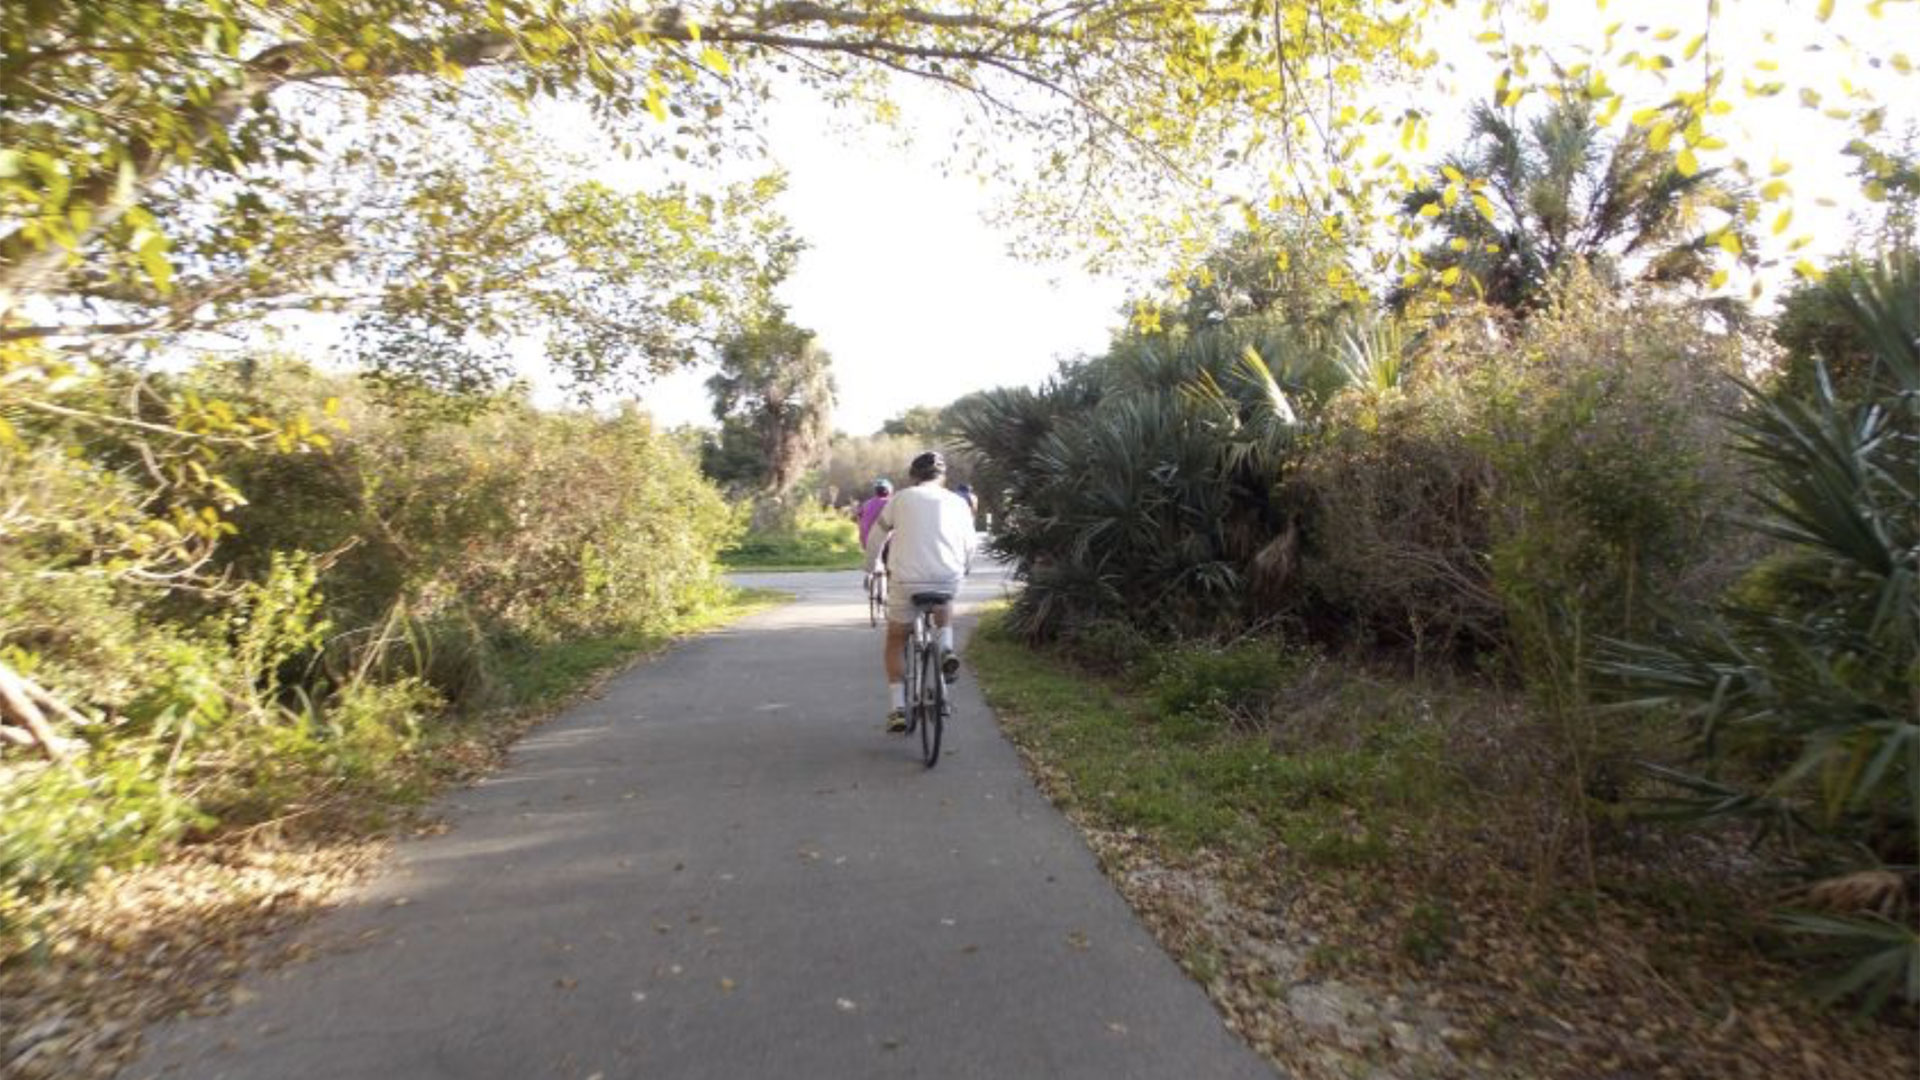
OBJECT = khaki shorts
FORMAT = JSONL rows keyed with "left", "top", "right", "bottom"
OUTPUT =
{"left": 887, "top": 580, "right": 961, "bottom": 625}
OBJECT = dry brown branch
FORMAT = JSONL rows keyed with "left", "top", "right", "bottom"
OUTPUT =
{"left": 0, "top": 659, "right": 76, "bottom": 765}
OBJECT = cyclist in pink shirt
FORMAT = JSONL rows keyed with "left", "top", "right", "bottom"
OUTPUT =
{"left": 855, "top": 479, "right": 892, "bottom": 548}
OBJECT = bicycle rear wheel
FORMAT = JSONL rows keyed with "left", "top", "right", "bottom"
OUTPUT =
{"left": 918, "top": 634, "right": 944, "bottom": 768}
{"left": 900, "top": 631, "right": 919, "bottom": 735}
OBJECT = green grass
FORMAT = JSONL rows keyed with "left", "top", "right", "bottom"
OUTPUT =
{"left": 719, "top": 516, "right": 865, "bottom": 571}
{"left": 495, "top": 587, "right": 788, "bottom": 706}
{"left": 967, "top": 606, "right": 1460, "bottom": 863}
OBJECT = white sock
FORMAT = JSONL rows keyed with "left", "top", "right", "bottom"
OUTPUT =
{"left": 889, "top": 683, "right": 905, "bottom": 709}
{"left": 939, "top": 626, "right": 954, "bottom": 651}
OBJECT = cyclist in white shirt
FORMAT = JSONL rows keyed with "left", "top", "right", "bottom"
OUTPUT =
{"left": 863, "top": 451, "right": 977, "bottom": 733}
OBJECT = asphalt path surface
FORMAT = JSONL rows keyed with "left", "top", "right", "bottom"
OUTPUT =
{"left": 127, "top": 565, "right": 1276, "bottom": 1080}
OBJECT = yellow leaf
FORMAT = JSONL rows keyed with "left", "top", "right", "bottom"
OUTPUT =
{"left": 700, "top": 48, "right": 731, "bottom": 75}
{"left": 1817, "top": 0, "right": 1835, "bottom": 20}
{"left": 1709, "top": 269, "right": 1729, "bottom": 289}
{"left": 1472, "top": 193, "right": 1497, "bottom": 221}
{"left": 1794, "top": 258, "right": 1822, "bottom": 279}
{"left": 1717, "top": 231, "right": 1743, "bottom": 256}
{"left": 645, "top": 90, "right": 667, "bottom": 123}
{"left": 1676, "top": 148, "right": 1699, "bottom": 177}
{"left": 1772, "top": 208, "right": 1793, "bottom": 235}
{"left": 1440, "top": 267, "right": 1462, "bottom": 286}
{"left": 1419, "top": 202, "right": 1442, "bottom": 218}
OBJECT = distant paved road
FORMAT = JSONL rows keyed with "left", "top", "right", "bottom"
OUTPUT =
{"left": 127, "top": 564, "right": 1276, "bottom": 1079}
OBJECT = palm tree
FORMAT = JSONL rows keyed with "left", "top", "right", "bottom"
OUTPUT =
{"left": 1399, "top": 94, "right": 1752, "bottom": 317}
{"left": 704, "top": 308, "right": 835, "bottom": 505}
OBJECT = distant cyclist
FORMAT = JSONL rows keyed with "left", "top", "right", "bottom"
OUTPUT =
{"left": 855, "top": 478, "right": 892, "bottom": 549}
{"left": 863, "top": 452, "right": 976, "bottom": 733}
{"left": 951, "top": 483, "right": 979, "bottom": 518}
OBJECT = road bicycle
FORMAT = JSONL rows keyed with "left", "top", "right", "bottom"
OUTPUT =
{"left": 899, "top": 590, "right": 951, "bottom": 768}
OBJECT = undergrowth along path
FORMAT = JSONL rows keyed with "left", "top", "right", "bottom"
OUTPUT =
{"left": 125, "top": 567, "right": 1272, "bottom": 1080}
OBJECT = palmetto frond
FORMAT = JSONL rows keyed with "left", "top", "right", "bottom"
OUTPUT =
{"left": 1405, "top": 89, "right": 1753, "bottom": 317}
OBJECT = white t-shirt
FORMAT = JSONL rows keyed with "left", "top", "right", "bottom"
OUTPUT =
{"left": 864, "top": 482, "right": 977, "bottom": 586}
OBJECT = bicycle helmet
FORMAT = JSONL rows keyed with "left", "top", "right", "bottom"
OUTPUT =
{"left": 873, "top": 478, "right": 893, "bottom": 496}
{"left": 908, "top": 450, "right": 945, "bottom": 482}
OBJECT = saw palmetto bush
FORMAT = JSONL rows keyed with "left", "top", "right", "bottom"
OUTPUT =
{"left": 1597, "top": 257, "right": 1920, "bottom": 1013}
{"left": 951, "top": 324, "right": 1332, "bottom": 642}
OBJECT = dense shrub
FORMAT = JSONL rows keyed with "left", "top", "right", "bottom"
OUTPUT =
{"left": 1150, "top": 639, "right": 1310, "bottom": 731}
{"left": 1283, "top": 278, "right": 1749, "bottom": 676}
{"left": 1598, "top": 257, "right": 1920, "bottom": 1012}
{"left": 1472, "top": 278, "right": 1749, "bottom": 646}
{"left": 207, "top": 360, "right": 737, "bottom": 706}
{"left": 1286, "top": 366, "right": 1499, "bottom": 662}
{"left": 1059, "top": 618, "right": 1158, "bottom": 679}
{"left": 0, "top": 350, "right": 736, "bottom": 927}
{"left": 720, "top": 501, "right": 862, "bottom": 569}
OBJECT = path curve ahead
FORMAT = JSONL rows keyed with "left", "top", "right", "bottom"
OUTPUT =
{"left": 129, "top": 567, "right": 1276, "bottom": 1080}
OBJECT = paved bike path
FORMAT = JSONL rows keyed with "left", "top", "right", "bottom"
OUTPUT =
{"left": 128, "top": 568, "right": 1276, "bottom": 1079}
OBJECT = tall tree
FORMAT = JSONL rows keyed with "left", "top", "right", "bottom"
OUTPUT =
{"left": 1, "top": 0, "right": 1435, "bottom": 326}
{"left": 3, "top": 111, "right": 801, "bottom": 396}
{"left": 705, "top": 309, "right": 834, "bottom": 501}
{"left": 879, "top": 405, "right": 946, "bottom": 439}
{"left": 1154, "top": 215, "right": 1360, "bottom": 336}
{"left": 1397, "top": 94, "right": 1752, "bottom": 318}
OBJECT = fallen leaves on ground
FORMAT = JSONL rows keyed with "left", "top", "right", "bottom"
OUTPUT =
{"left": 0, "top": 838, "right": 388, "bottom": 1080}
{"left": 996, "top": 708, "right": 1920, "bottom": 1080}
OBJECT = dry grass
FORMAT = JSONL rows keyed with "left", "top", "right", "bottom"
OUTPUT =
{"left": 0, "top": 590, "right": 785, "bottom": 1080}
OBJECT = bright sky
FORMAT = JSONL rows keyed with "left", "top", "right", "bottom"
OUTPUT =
{"left": 631, "top": 94, "right": 1129, "bottom": 435}
{"left": 621, "top": 0, "right": 1919, "bottom": 436}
